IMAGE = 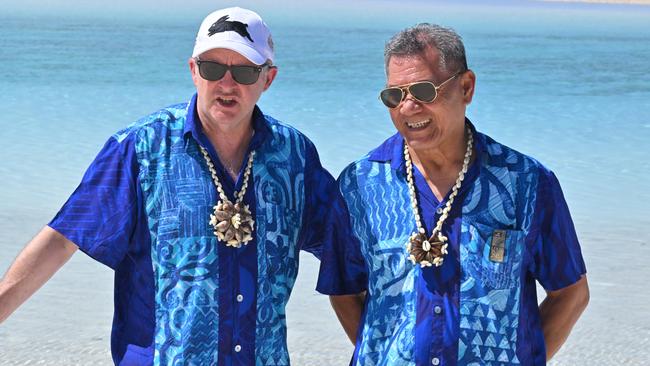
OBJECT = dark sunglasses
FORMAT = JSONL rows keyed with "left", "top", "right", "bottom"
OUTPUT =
{"left": 195, "top": 59, "right": 271, "bottom": 85}
{"left": 379, "top": 71, "right": 463, "bottom": 109}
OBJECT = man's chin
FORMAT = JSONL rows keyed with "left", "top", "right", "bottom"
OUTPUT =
{"left": 403, "top": 130, "right": 438, "bottom": 149}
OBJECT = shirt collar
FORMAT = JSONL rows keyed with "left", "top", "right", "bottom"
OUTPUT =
{"left": 183, "top": 93, "right": 271, "bottom": 151}
{"left": 368, "top": 118, "right": 486, "bottom": 174}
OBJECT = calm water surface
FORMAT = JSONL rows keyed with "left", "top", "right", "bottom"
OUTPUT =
{"left": 1, "top": 2, "right": 649, "bottom": 365}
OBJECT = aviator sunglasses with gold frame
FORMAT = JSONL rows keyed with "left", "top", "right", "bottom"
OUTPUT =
{"left": 379, "top": 71, "right": 465, "bottom": 108}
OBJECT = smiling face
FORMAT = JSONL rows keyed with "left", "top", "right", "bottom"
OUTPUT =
{"left": 189, "top": 48, "right": 277, "bottom": 134}
{"left": 386, "top": 46, "right": 474, "bottom": 155}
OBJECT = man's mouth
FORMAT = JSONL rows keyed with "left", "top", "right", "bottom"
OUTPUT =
{"left": 217, "top": 97, "right": 238, "bottom": 107}
{"left": 406, "top": 119, "right": 431, "bottom": 129}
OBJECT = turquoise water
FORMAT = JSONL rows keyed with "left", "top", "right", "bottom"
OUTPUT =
{"left": 1, "top": 2, "right": 649, "bottom": 365}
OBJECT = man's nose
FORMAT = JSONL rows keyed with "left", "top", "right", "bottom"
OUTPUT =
{"left": 216, "top": 69, "right": 238, "bottom": 88}
{"left": 399, "top": 94, "right": 422, "bottom": 115}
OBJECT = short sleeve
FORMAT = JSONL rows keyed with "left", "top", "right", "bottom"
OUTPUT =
{"left": 297, "top": 138, "right": 338, "bottom": 258}
{"left": 316, "top": 170, "right": 368, "bottom": 295}
{"left": 48, "top": 134, "right": 140, "bottom": 269}
{"left": 530, "top": 169, "right": 586, "bottom": 291}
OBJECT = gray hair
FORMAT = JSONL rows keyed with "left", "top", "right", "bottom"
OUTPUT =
{"left": 384, "top": 23, "right": 468, "bottom": 74}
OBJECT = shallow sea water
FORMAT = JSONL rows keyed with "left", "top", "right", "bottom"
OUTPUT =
{"left": 1, "top": 2, "right": 649, "bottom": 365}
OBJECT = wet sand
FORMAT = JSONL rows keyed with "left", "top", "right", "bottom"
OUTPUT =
{"left": 2, "top": 209, "right": 650, "bottom": 365}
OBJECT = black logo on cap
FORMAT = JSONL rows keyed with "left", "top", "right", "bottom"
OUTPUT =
{"left": 208, "top": 15, "right": 254, "bottom": 42}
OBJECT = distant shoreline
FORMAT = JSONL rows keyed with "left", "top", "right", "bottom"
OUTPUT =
{"left": 540, "top": 0, "right": 650, "bottom": 4}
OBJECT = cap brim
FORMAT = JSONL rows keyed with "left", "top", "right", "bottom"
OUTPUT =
{"left": 192, "top": 40, "right": 267, "bottom": 65}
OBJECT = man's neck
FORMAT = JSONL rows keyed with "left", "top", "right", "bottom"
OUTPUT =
{"left": 409, "top": 127, "right": 472, "bottom": 202}
{"left": 201, "top": 117, "right": 255, "bottom": 181}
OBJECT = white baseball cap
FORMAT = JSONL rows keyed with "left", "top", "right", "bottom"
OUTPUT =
{"left": 192, "top": 7, "right": 274, "bottom": 65}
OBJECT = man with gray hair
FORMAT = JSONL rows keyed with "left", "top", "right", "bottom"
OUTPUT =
{"left": 317, "top": 23, "right": 589, "bottom": 365}
{"left": 0, "top": 7, "right": 337, "bottom": 365}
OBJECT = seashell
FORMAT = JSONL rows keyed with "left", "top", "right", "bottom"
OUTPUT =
{"left": 216, "top": 220, "right": 230, "bottom": 232}
{"left": 215, "top": 210, "right": 230, "bottom": 221}
{"left": 224, "top": 228, "right": 235, "bottom": 241}
{"left": 222, "top": 201, "right": 235, "bottom": 212}
{"left": 201, "top": 146, "right": 257, "bottom": 249}
{"left": 422, "top": 240, "right": 431, "bottom": 252}
{"left": 231, "top": 214, "right": 241, "bottom": 229}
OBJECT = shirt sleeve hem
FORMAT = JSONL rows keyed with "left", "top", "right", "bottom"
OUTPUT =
{"left": 539, "top": 269, "right": 587, "bottom": 292}
{"left": 47, "top": 224, "right": 119, "bottom": 270}
{"left": 315, "top": 282, "right": 367, "bottom": 296}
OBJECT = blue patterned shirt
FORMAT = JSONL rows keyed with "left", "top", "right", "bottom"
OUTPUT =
{"left": 49, "top": 94, "right": 336, "bottom": 365}
{"left": 317, "top": 121, "right": 586, "bottom": 366}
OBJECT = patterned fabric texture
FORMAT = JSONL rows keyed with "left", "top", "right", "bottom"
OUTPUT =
{"left": 327, "top": 126, "right": 585, "bottom": 366}
{"left": 456, "top": 139, "right": 539, "bottom": 365}
{"left": 122, "top": 104, "right": 307, "bottom": 365}
{"left": 338, "top": 156, "right": 419, "bottom": 365}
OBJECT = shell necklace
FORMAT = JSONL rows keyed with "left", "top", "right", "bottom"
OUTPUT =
{"left": 200, "top": 146, "right": 255, "bottom": 248}
{"left": 404, "top": 127, "right": 473, "bottom": 267}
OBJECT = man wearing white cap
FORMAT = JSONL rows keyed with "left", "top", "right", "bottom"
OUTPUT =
{"left": 0, "top": 7, "right": 337, "bottom": 365}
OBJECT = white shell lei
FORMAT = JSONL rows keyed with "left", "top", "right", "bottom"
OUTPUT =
{"left": 404, "top": 127, "right": 474, "bottom": 267}
{"left": 200, "top": 146, "right": 256, "bottom": 248}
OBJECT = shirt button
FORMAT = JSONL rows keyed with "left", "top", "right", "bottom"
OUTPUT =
{"left": 234, "top": 344, "right": 242, "bottom": 353}
{"left": 237, "top": 294, "right": 244, "bottom": 302}
{"left": 431, "top": 357, "right": 440, "bottom": 365}
{"left": 434, "top": 306, "right": 442, "bottom": 314}
{"left": 436, "top": 207, "right": 443, "bottom": 214}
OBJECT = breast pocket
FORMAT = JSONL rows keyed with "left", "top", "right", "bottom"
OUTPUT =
{"left": 462, "top": 222, "right": 525, "bottom": 291}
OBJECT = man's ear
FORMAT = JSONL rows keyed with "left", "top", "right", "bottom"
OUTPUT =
{"left": 460, "top": 70, "right": 476, "bottom": 105}
{"left": 262, "top": 66, "right": 278, "bottom": 91}
{"left": 189, "top": 58, "right": 200, "bottom": 87}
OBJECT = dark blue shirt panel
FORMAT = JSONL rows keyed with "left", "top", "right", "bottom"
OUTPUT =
{"left": 316, "top": 184, "right": 368, "bottom": 295}
{"left": 49, "top": 136, "right": 139, "bottom": 270}
{"left": 297, "top": 139, "right": 338, "bottom": 259}
{"left": 529, "top": 169, "right": 587, "bottom": 291}
{"left": 48, "top": 132, "right": 155, "bottom": 365}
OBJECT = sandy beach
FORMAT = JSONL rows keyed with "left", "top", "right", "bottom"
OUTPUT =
{"left": 1, "top": 1, "right": 650, "bottom": 365}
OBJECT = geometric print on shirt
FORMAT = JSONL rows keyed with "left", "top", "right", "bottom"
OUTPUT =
{"left": 458, "top": 137, "right": 539, "bottom": 365}
{"left": 339, "top": 156, "right": 419, "bottom": 366}
{"left": 253, "top": 115, "right": 307, "bottom": 366}
{"left": 116, "top": 104, "right": 307, "bottom": 365}
{"left": 326, "top": 127, "right": 584, "bottom": 366}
